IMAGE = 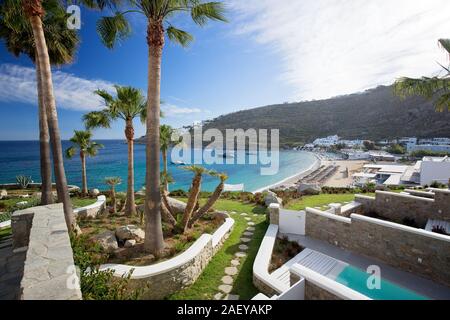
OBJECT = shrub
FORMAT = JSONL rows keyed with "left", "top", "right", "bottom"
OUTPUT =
{"left": 402, "top": 217, "right": 418, "bottom": 228}
{"left": 16, "top": 175, "right": 32, "bottom": 189}
{"left": 432, "top": 226, "right": 449, "bottom": 236}
{"left": 70, "top": 234, "right": 142, "bottom": 300}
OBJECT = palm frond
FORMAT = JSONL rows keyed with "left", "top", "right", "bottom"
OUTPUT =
{"left": 166, "top": 26, "right": 194, "bottom": 47}
{"left": 438, "top": 39, "right": 450, "bottom": 56}
{"left": 83, "top": 111, "right": 111, "bottom": 129}
{"left": 190, "top": 1, "right": 228, "bottom": 26}
{"left": 65, "top": 146, "right": 77, "bottom": 159}
{"left": 96, "top": 13, "right": 131, "bottom": 49}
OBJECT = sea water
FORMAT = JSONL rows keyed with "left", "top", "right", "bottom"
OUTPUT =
{"left": 0, "top": 140, "right": 318, "bottom": 192}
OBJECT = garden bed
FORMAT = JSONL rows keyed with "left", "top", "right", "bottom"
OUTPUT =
{"left": 269, "top": 236, "right": 304, "bottom": 273}
{"left": 78, "top": 211, "right": 226, "bottom": 266}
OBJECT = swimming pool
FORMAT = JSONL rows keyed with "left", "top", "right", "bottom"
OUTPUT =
{"left": 335, "top": 266, "right": 428, "bottom": 300}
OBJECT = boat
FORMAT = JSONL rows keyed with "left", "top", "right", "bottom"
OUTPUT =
{"left": 171, "top": 160, "right": 187, "bottom": 166}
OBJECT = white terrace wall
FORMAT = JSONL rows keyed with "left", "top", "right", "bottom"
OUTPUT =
{"left": 100, "top": 217, "right": 234, "bottom": 299}
{"left": 304, "top": 207, "right": 450, "bottom": 287}
{"left": 355, "top": 189, "right": 450, "bottom": 227}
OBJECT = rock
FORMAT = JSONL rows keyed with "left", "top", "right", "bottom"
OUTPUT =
{"left": 214, "top": 211, "right": 229, "bottom": 221}
{"left": 224, "top": 267, "right": 238, "bottom": 276}
{"left": 94, "top": 231, "right": 118, "bottom": 253}
{"left": 20, "top": 194, "right": 30, "bottom": 198}
{"left": 0, "top": 189, "right": 7, "bottom": 199}
{"left": 124, "top": 239, "right": 136, "bottom": 248}
{"left": 222, "top": 276, "right": 234, "bottom": 285}
{"left": 298, "top": 183, "right": 322, "bottom": 195}
{"left": 16, "top": 201, "right": 28, "bottom": 207}
{"left": 167, "top": 197, "right": 187, "bottom": 214}
{"left": 32, "top": 192, "right": 42, "bottom": 199}
{"left": 115, "top": 225, "right": 145, "bottom": 241}
{"left": 264, "top": 191, "right": 283, "bottom": 207}
{"left": 90, "top": 189, "right": 100, "bottom": 196}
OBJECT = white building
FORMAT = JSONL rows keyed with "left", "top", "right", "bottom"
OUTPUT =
{"left": 313, "top": 135, "right": 340, "bottom": 147}
{"left": 420, "top": 157, "right": 450, "bottom": 186}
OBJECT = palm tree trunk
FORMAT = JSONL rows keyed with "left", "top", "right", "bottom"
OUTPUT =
{"left": 35, "top": 52, "right": 53, "bottom": 205}
{"left": 111, "top": 185, "right": 116, "bottom": 214}
{"left": 143, "top": 20, "right": 165, "bottom": 254}
{"left": 163, "top": 149, "right": 168, "bottom": 192}
{"left": 25, "top": 1, "right": 75, "bottom": 231}
{"left": 182, "top": 174, "right": 202, "bottom": 233}
{"left": 189, "top": 181, "right": 224, "bottom": 228}
{"left": 125, "top": 120, "right": 136, "bottom": 216}
{"left": 81, "top": 152, "right": 88, "bottom": 195}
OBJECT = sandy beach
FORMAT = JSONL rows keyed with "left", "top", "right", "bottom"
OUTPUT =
{"left": 253, "top": 155, "right": 368, "bottom": 192}
{"left": 321, "top": 160, "right": 368, "bottom": 187}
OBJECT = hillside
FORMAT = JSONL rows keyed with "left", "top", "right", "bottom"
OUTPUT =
{"left": 202, "top": 86, "right": 450, "bottom": 147}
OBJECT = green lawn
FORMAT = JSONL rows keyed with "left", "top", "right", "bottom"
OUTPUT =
{"left": 167, "top": 199, "right": 268, "bottom": 300}
{"left": 0, "top": 227, "right": 11, "bottom": 242}
{"left": 284, "top": 193, "right": 359, "bottom": 211}
{"left": 71, "top": 197, "right": 98, "bottom": 208}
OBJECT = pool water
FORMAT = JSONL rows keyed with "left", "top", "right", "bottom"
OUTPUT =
{"left": 335, "top": 266, "right": 428, "bottom": 300}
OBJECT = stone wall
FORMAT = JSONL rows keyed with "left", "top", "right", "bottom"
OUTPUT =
{"left": 12, "top": 204, "right": 82, "bottom": 300}
{"left": 305, "top": 207, "right": 450, "bottom": 287}
{"left": 73, "top": 195, "right": 106, "bottom": 219}
{"left": 356, "top": 189, "right": 450, "bottom": 226}
{"left": 132, "top": 237, "right": 214, "bottom": 299}
{"left": 305, "top": 208, "right": 352, "bottom": 250}
{"left": 304, "top": 281, "right": 341, "bottom": 300}
{"left": 350, "top": 215, "right": 450, "bottom": 287}
{"left": 253, "top": 274, "right": 281, "bottom": 297}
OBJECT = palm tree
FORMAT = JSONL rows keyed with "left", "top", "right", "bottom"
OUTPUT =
{"left": 105, "top": 177, "right": 122, "bottom": 214}
{"left": 181, "top": 165, "right": 208, "bottom": 232}
{"left": 188, "top": 172, "right": 227, "bottom": 228}
{"left": 84, "top": 85, "right": 146, "bottom": 216}
{"left": 96, "top": 0, "right": 227, "bottom": 254}
{"left": 65, "top": 131, "right": 103, "bottom": 195}
{"left": 394, "top": 39, "right": 450, "bottom": 112}
{"left": 9, "top": 0, "right": 77, "bottom": 230}
{"left": 0, "top": 0, "right": 78, "bottom": 205}
{"left": 160, "top": 124, "right": 181, "bottom": 192}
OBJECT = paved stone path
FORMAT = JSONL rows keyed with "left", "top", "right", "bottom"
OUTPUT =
{"left": 0, "top": 235, "right": 26, "bottom": 300}
{"left": 214, "top": 212, "right": 256, "bottom": 300}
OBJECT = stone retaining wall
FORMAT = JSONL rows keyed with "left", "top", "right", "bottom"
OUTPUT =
{"left": 356, "top": 189, "right": 450, "bottom": 226}
{"left": 304, "top": 207, "right": 450, "bottom": 287}
{"left": 100, "top": 217, "right": 234, "bottom": 299}
{"left": 73, "top": 195, "right": 106, "bottom": 219}
{"left": 12, "top": 203, "right": 82, "bottom": 300}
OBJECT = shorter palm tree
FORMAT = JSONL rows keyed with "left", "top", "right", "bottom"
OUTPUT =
{"left": 394, "top": 39, "right": 450, "bottom": 112}
{"left": 160, "top": 125, "right": 181, "bottom": 192}
{"left": 66, "top": 130, "right": 103, "bottom": 195}
{"left": 84, "top": 85, "right": 146, "bottom": 216}
{"left": 105, "top": 177, "right": 121, "bottom": 214}
{"left": 180, "top": 166, "right": 228, "bottom": 233}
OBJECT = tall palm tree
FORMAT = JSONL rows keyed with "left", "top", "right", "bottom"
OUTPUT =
{"left": 84, "top": 85, "right": 146, "bottom": 216}
{"left": 0, "top": 0, "right": 78, "bottom": 205}
{"left": 394, "top": 39, "right": 450, "bottom": 112}
{"left": 96, "top": 0, "right": 227, "bottom": 254}
{"left": 9, "top": 0, "right": 77, "bottom": 230}
{"left": 105, "top": 176, "right": 122, "bottom": 214}
{"left": 65, "top": 131, "right": 103, "bottom": 195}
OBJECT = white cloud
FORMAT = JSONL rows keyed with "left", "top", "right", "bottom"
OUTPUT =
{"left": 162, "top": 103, "right": 203, "bottom": 117}
{"left": 230, "top": 0, "right": 450, "bottom": 101}
{"left": 0, "top": 64, "right": 115, "bottom": 111}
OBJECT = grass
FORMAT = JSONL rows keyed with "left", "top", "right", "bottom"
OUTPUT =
{"left": 0, "top": 226, "right": 11, "bottom": 242}
{"left": 71, "top": 197, "right": 98, "bottom": 208}
{"left": 285, "top": 193, "right": 360, "bottom": 211}
{"left": 167, "top": 198, "right": 268, "bottom": 300}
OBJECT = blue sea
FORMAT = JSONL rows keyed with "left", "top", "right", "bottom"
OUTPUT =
{"left": 0, "top": 140, "right": 318, "bottom": 192}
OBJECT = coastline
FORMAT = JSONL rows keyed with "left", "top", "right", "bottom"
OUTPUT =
{"left": 252, "top": 152, "right": 322, "bottom": 193}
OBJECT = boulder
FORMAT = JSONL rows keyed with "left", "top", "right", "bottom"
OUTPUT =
{"left": 115, "top": 225, "right": 145, "bottom": 241}
{"left": 94, "top": 231, "right": 118, "bottom": 253}
{"left": 264, "top": 191, "right": 283, "bottom": 207}
{"left": 124, "top": 239, "right": 136, "bottom": 248}
{"left": 0, "top": 189, "right": 7, "bottom": 199}
{"left": 17, "top": 201, "right": 28, "bottom": 207}
{"left": 298, "top": 183, "right": 322, "bottom": 195}
{"left": 90, "top": 189, "right": 100, "bottom": 196}
{"left": 166, "top": 197, "right": 187, "bottom": 214}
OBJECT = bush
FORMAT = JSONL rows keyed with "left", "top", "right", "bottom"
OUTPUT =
{"left": 432, "top": 225, "right": 449, "bottom": 236}
{"left": 16, "top": 175, "right": 32, "bottom": 189}
{"left": 70, "top": 234, "right": 142, "bottom": 300}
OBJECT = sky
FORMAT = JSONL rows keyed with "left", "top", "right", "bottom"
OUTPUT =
{"left": 0, "top": 0, "right": 449, "bottom": 140}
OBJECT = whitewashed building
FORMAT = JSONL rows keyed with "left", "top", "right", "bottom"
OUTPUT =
{"left": 420, "top": 157, "right": 450, "bottom": 186}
